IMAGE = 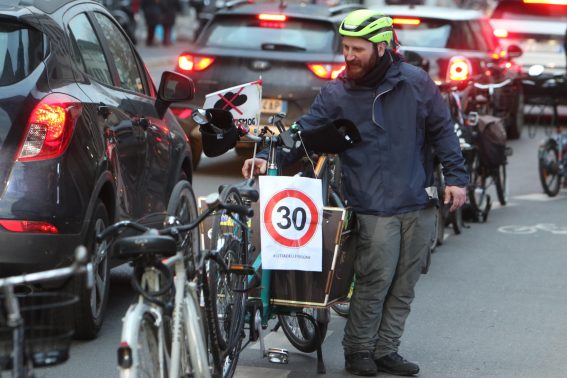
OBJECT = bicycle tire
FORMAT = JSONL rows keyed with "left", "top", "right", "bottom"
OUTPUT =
{"left": 468, "top": 155, "right": 490, "bottom": 222}
{"left": 207, "top": 186, "right": 247, "bottom": 378}
{"left": 166, "top": 180, "right": 200, "bottom": 268}
{"left": 278, "top": 308, "right": 329, "bottom": 353}
{"left": 433, "top": 162, "right": 446, "bottom": 246}
{"left": 538, "top": 142, "right": 561, "bottom": 197}
{"left": 331, "top": 302, "right": 350, "bottom": 318}
{"left": 119, "top": 307, "right": 164, "bottom": 378}
{"left": 493, "top": 163, "right": 508, "bottom": 205}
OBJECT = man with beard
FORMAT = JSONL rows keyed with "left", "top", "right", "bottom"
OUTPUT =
{"left": 242, "top": 9, "right": 468, "bottom": 376}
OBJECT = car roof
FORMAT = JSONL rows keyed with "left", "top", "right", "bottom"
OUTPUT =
{"left": 215, "top": 2, "right": 358, "bottom": 23}
{"left": 374, "top": 5, "right": 485, "bottom": 21}
{"left": 2, "top": 0, "right": 85, "bottom": 14}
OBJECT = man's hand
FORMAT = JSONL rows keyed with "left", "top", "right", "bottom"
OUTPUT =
{"left": 444, "top": 186, "right": 466, "bottom": 212}
{"left": 242, "top": 158, "right": 267, "bottom": 178}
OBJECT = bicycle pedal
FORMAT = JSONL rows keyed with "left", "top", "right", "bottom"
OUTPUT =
{"left": 228, "top": 264, "right": 255, "bottom": 275}
{"left": 267, "top": 348, "right": 289, "bottom": 364}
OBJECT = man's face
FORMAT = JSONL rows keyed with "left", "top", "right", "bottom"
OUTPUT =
{"left": 342, "top": 37, "right": 384, "bottom": 80}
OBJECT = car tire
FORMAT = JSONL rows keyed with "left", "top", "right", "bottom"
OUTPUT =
{"left": 69, "top": 199, "right": 110, "bottom": 340}
{"left": 506, "top": 86, "right": 524, "bottom": 140}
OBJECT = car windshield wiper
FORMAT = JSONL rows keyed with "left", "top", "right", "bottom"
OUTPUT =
{"left": 261, "top": 43, "right": 306, "bottom": 52}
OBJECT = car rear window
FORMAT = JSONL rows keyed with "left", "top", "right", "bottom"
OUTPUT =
{"left": 0, "top": 23, "right": 43, "bottom": 86}
{"left": 394, "top": 17, "right": 498, "bottom": 52}
{"left": 492, "top": 1, "right": 567, "bottom": 19}
{"left": 202, "top": 15, "right": 336, "bottom": 52}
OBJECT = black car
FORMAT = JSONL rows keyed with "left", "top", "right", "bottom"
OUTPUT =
{"left": 172, "top": 2, "right": 355, "bottom": 167}
{"left": 0, "top": 0, "right": 195, "bottom": 339}
{"left": 380, "top": 5, "right": 525, "bottom": 139}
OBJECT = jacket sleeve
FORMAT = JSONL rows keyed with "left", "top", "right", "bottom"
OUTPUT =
{"left": 256, "top": 85, "right": 334, "bottom": 166}
{"left": 423, "top": 75, "right": 469, "bottom": 187}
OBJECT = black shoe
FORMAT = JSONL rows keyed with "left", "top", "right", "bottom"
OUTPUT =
{"left": 345, "top": 351, "right": 378, "bottom": 376}
{"left": 375, "top": 352, "right": 419, "bottom": 376}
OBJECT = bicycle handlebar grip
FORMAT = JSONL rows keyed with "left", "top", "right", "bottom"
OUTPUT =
{"left": 222, "top": 203, "right": 254, "bottom": 218}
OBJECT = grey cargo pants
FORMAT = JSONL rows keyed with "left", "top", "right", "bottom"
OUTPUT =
{"left": 342, "top": 206, "right": 436, "bottom": 358}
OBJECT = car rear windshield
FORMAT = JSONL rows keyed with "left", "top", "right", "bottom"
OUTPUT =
{"left": 492, "top": 1, "right": 567, "bottom": 19}
{"left": 201, "top": 15, "right": 336, "bottom": 52}
{"left": 0, "top": 23, "right": 43, "bottom": 86}
{"left": 394, "top": 17, "right": 498, "bottom": 52}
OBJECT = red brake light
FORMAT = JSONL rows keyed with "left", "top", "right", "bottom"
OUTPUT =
{"left": 493, "top": 29, "right": 508, "bottom": 38}
{"left": 392, "top": 17, "right": 421, "bottom": 25}
{"left": 258, "top": 14, "right": 287, "bottom": 21}
{"left": 177, "top": 54, "right": 215, "bottom": 72}
{"left": 522, "top": 0, "right": 567, "bottom": 4}
{"left": 447, "top": 57, "right": 471, "bottom": 82}
{"left": 307, "top": 63, "right": 346, "bottom": 80}
{"left": 0, "top": 220, "right": 58, "bottom": 233}
{"left": 16, "top": 93, "right": 81, "bottom": 162}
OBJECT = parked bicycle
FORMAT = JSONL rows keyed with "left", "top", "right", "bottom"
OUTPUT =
{"left": 192, "top": 108, "right": 359, "bottom": 373}
{"left": 0, "top": 247, "right": 92, "bottom": 378}
{"left": 99, "top": 180, "right": 253, "bottom": 378}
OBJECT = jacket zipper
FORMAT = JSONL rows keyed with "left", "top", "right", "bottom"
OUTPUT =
{"left": 372, "top": 87, "right": 393, "bottom": 128}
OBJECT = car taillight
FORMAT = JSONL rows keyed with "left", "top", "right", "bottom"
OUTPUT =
{"left": 447, "top": 56, "right": 471, "bottom": 82}
{"left": 258, "top": 14, "right": 287, "bottom": 21}
{"left": 177, "top": 54, "right": 215, "bottom": 72}
{"left": 0, "top": 220, "right": 58, "bottom": 233}
{"left": 16, "top": 93, "right": 81, "bottom": 162}
{"left": 307, "top": 63, "right": 345, "bottom": 80}
{"left": 493, "top": 29, "right": 508, "bottom": 38}
{"left": 523, "top": 0, "right": 567, "bottom": 4}
{"left": 392, "top": 17, "right": 421, "bottom": 25}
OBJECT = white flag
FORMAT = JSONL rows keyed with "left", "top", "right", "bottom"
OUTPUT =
{"left": 203, "top": 80, "right": 262, "bottom": 130}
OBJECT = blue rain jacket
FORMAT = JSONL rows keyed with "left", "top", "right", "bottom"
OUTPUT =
{"left": 259, "top": 59, "right": 468, "bottom": 216}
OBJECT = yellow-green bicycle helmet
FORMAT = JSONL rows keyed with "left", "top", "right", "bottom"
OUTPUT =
{"left": 339, "top": 9, "right": 395, "bottom": 45}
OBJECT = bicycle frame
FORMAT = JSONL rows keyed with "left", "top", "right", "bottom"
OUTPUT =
{"left": 118, "top": 251, "right": 211, "bottom": 378}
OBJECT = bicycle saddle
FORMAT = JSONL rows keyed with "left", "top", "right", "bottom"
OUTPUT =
{"left": 112, "top": 234, "right": 178, "bottom": 259}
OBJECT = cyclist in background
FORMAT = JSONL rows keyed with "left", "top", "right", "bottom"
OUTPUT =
{"left": 242, "top": 9, "right": 468, "bottom": 377}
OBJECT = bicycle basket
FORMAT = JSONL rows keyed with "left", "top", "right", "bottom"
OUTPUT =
{"left": 200, "top": 108, "right": 238, "bottom": 157}
{"left": 0, "top": 292, "right": 78, "bottom": 368}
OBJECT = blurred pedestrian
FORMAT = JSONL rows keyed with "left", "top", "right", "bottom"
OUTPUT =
{"left": 141, "top": 0, "right": 179, "bottom": 46}
{"left": 161, "top": 0, "right": 180, "bottom": 46}
{"left": 141, "top": 0, "right": 161, "bottom": 46}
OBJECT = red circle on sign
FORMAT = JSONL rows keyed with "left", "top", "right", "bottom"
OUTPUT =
{"left": 264, "top": 189, "right": 319, "bottom": 247}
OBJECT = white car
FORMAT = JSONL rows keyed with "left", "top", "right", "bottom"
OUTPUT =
{"left": 489, "top": 0, "right": 567, "bottom": 76}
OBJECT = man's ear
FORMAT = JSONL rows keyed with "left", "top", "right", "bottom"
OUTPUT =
{"left": 377, "top": 42, "right": 387, "bottom": 57}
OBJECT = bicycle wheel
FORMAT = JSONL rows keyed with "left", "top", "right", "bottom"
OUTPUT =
{"left": 331, "top": 280, "right": 353, "bottom": 318}
{"left": 493, "top": 163, "right": 508, "bottom": 205}
{"left": 167, "top": 180, "right": 200, "bottom": 268}
{"left": 278, "top": 308, "right": 329, "bottom": 353}
{"left": 468, "top": 156, "right": 490, "bottom": 222}
{"left": 538, "top": 142, "right": 561, "bottom": 197}
{"left": 207, "top": 186, "right": 248, "bottom": 378}
{"left": 133, "top": 313, "right": 163, "bottom": 378}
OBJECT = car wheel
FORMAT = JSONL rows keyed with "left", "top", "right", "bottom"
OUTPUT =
{"left": 70, "top": 200, "right": 110, "bottom": 339}
{"left": 506, "top": 86, "right": 524, "bottom": 140}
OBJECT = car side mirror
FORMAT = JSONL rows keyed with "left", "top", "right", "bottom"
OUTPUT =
{"left": 156, "top": 71, "right": 195, "bottom": 118}
{"left": 506, "top": 44, "right": 523, "bottom": 59}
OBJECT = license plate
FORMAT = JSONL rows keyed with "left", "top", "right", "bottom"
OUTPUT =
{"left": 261, "top": 99, "right": 287, "bottom": 114}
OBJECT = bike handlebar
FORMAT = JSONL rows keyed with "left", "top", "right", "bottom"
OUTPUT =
{"left": 96, "top": 191, "right": 253, "bottom": 243}
{"left": 473, "top": 78, "right": 512, "bottom": 91}
{"left": 0, "top": 246, "right": 93, "bottom": 289}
